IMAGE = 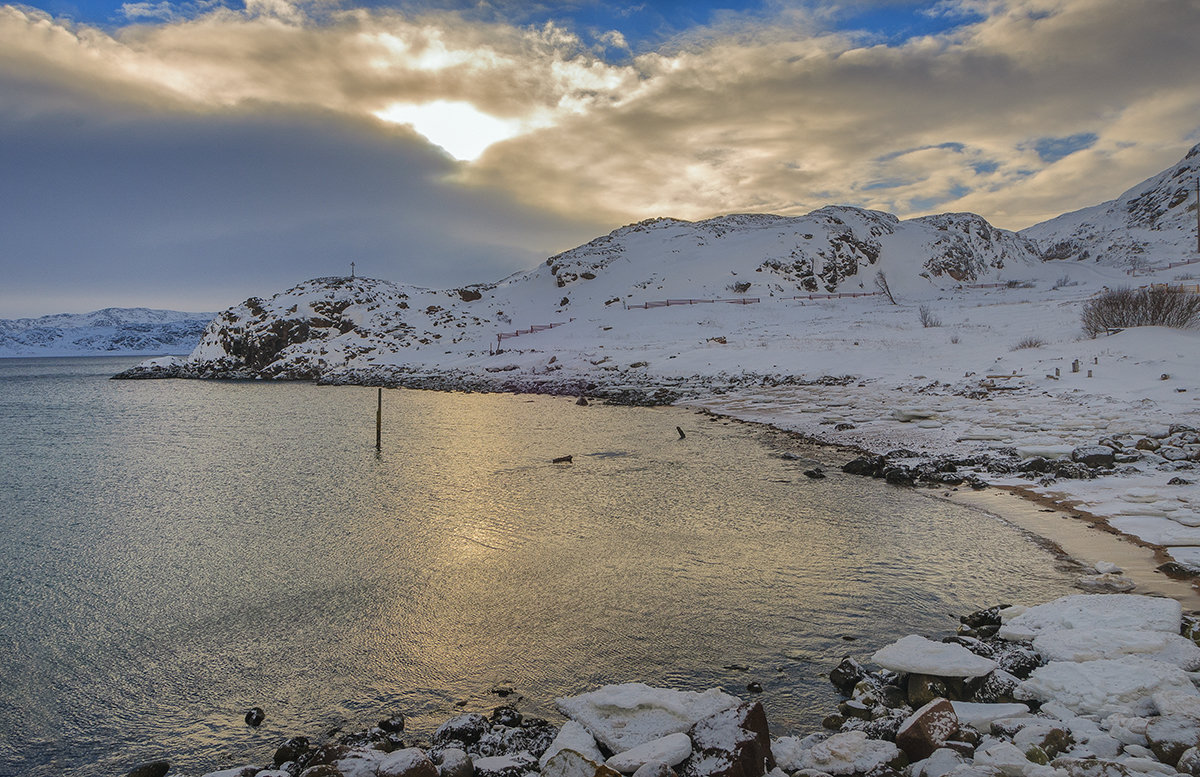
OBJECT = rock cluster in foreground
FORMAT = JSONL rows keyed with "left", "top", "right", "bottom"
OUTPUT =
{"left": 170, "top": 593, "right": 1200, "bottom": 777}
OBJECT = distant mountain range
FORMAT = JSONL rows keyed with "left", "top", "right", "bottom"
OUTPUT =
{"left": 0, "top": 308, "right": 216, "bottom": 357}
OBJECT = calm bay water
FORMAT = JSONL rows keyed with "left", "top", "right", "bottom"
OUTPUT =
{"left": 0, "top": 357, "right": 1083, "bottom": 777}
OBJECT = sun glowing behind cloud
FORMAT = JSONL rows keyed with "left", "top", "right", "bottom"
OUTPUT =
{"left": 374, "top": 100, "right": 524, "bottom": 161}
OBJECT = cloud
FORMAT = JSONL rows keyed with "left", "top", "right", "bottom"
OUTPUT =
{"left": 2, "top": 0, "right": 1200, "bottom": 316}
{"left": 0, "top": 72, "right": 607, "bottom": 317}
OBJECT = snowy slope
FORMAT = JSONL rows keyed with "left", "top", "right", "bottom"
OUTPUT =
{"left": 1023, "top": 143, "right": 1200, "bottom": 270}
{"left": 0, "top": 307, "right": 215, "bottom": 357}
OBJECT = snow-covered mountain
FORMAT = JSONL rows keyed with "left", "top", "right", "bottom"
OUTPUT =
{"left": 1022, "top": 144, "right": 1200, "bottom": 269}
{"left": 0, "top": 308, "right": 215, "bottom": 357}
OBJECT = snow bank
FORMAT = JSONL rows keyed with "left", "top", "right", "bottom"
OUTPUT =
{"left": 998, "top": 595, "right": 1181, "bottom": 641}
{"left": 555, "top": 683, "right": 740, "bottom": 752}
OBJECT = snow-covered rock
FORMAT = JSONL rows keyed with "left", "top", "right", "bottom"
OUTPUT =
{"left": 872, "top": 635, "right": 998, "bottom": 678}
{"left": 950, "top": 703, "right": 1031, "bottom": 731}
{"left": 605, "top": 733, "right": 692, "bottom": 773}
{"left": 791, "top": 730, "right": 901, "bottom": 775}
{"left": 541, "top": 722, "right": 604, "bottom": 768}
{"left": 556, "top": 683, "right": 740, "bottom": 753}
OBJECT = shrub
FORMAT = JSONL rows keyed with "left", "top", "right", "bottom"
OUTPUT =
{"left": 1081, "top": 286, "right": 1200, "bottom": 337}
{"left": 1012, "top": 336, "right": 1045, "bottom": 350}
{"left": 918, "top": 304, "right": 942, "bottom": 328}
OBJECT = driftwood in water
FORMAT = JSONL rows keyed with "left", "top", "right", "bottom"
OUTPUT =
{"left": 552, "top": 455, "right": 573, "bottom": 464}
{"left": 676, "top": 426, "right": 686, "bottom": 440}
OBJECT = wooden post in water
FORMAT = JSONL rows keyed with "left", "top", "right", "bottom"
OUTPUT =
{"left": 376, "top": 388, "right": 382, "bottom": 451}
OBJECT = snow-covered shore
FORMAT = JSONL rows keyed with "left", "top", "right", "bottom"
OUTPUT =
{"left": 163, "top": 593, "right": 1200, "bottom": 777}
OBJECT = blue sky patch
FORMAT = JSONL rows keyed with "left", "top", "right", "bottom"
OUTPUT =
{"left": 1034, "top": 132, "right": 1099, "bottom": 163}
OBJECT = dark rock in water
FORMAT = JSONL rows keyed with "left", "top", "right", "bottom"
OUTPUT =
{"left": 244, "top": 706, "right": 266, "bottom": 726}
{"left": 687, "top": 701, "right": 775, "bottom": 777}
{"left": 803, "top": 468, "right": 826, "bottom": 479}
{"left": 896, "top": 698, "right": 959, "bottom": 761}
{"left": 434, "top": 713, "right": 491, "bottom": 747}
{"left": 830, "top": 657, "right": 868, "bottom": 695}
{"left": 1071, "top": 446, "right": 1116, "bottom": 467}
{"left": 842, "top": 455, "right": 885, "bottom": 477}
{"left": 960, "top": 606, "right": 1006, "bottom": 630}
{"left": 576, "top": 396, "right": 590, "bottom": 406}
{"left": 552, "top": 455, "right": 573, "bottom": 464}
{"left": 839, "top": 700, "right": 874, "bottom": 720}
{"left": 124, "top": 761, "right": 171, "bottom": 777}
{"left": 380, "top": 713, "right": 407, "bottom": 733}
{"left": 746, "top": 681, "right": 764, "bottom": 693}
{"left": 276, "top": 736, "right": 311, "bottom": 765}
{"left": 491, "top": 706, "right": 523, "bottom": 727}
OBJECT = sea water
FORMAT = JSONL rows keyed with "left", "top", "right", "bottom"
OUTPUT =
{"left": 0, "top": 357, "right": 1082, "bottom": 777}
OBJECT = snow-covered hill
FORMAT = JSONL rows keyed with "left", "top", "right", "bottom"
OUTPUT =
{"left": 133, "top": 206, "right": 1049, "bottom": 380}
{"left": 0, "top": 307, "right": 215, "bottom": 357}
{"left": 1022, "top": 144, "right": 1200, "bottom": 270}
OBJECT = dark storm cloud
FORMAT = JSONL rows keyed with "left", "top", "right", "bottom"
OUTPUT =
{"left": 0, "top": 75, "right": 607, "bottom": 316}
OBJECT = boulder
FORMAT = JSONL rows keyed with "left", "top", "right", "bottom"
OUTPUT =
{"left": 631, "top": 762, "right": 677, "bottom": 777}
{"left": 493, "top": 707, "right": 523, "bottom": 727}
{"left": 687, "top": 701, "right": 775, "bottom": 777}
{"left": 276, "top": 737, "right": 311, "bottom": 765}
{"left": 380, "top": 713, "right": 407, "bottom": 733}
{"left": 607, "top": 733, "right": 692, "bottom": 773}
{"left": 1177, "top": 746, "right": 1200, "bottom": 777}
{"left": 911, "top": 748, "right": 965, "bottom": 777}
{"left": 434, "top": 714, "right": 491, "bottom": 747}
{"left": 830, "top": 658, "right": 867, "bottom": 696}
{"left": 473, "top": 752, "right": 539, "bottom": 777}
{"left": 947, "top": 702, "right": 1029, "bottom": 732}
{"left": 1071, "top": 447, "right": 1115, "bottom": 467}
{"left": 970, "top": 671, "right": 1021, "bottom": 704}
{"left": 126, "top": 763, "right": 171, "bottom": 777}
{"left": 1050, "top": 757, "right": 1134, "bottom": 777}
{"left": 896, "top": 699, "right": 959, "bottom": 761}
{"left": 541, "top": 749, "right": 622, "bottom": 777}
{"left": 908, "top": 675, "right": 952, "bottom": 707}
{"left": 378, "top": 748, "right": 439, "bottom": 777}
{"left": 437, "top": 748, "right": 473, "bottom": 777}
{"left": 477, "top": 718, "right": 558, "bottom": 758}
{"left": 299, "top": 766, "right": 344, "bottom": 777}
{"left": 842, "top": 456, "right": 885, "bottom": 477}
{"left": 1145, "top": 715, "right": 1200, "bottom": 766}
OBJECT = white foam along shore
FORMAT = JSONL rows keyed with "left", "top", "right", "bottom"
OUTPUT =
{"left": 193, "top": 593, "right": 1200, "bottom": 777}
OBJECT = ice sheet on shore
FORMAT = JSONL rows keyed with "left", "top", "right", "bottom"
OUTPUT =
{"left": 1032, "top": 628, "right": 1200, "bottom": 669}
{"left": 1017, "top": 657, "right": 1199, "bottom": 716}
{"left": 556, "top": 683, "right": 740, "bottom": 753}
{"left": 872, "top": 634, "right": 998, "bottom": 678}
{"left": 998, "top": 595, "right": 1182, "bottom": 641}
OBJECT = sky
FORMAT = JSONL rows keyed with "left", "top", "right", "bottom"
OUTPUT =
{"left": 2, "top": 0, "right": 1199, "bottom": 318}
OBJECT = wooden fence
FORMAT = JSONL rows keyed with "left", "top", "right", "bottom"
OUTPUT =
{"left": 789, "top": 291, "right": 882, "bottom": 300}
{"left": 627, "top": 298, "right": 760, "bottom": 309}
{"left": 496, "top": 319, "right": 572, "bottom": 345}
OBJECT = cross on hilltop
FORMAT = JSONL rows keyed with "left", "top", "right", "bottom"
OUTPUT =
{"left": 350, "top": 261, "right": 355, "bottom": 279}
